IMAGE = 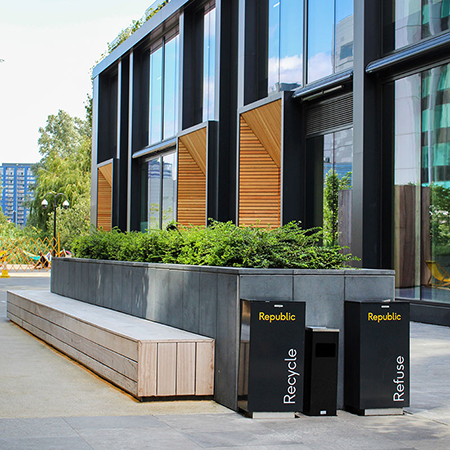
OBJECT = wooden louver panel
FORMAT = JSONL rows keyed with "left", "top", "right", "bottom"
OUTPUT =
{"left": 241, "top": 100, "right": 282, "bottom": 168}
{"left": 177, "top": 129, "right": 207, "bottom": 226}
{"left": 239, "top": 116, "right": 281, "bottom": 227}
{"left": 179, "top": 128, "right": 207, "bottom": 175}
{"left": 97, "top": 163, "right": 112, "bottom": 231}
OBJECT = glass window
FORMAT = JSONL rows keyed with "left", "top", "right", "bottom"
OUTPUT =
{"left": 385, "top": 0, "right": 450, "bottom": 52}
{"left": 308, "top": 0, "right": 334, "bottom": 83}
{"left": 161, "top": 153, "right": 177, "bottom": 228}
{"left": 141, "top": 150, "right": 177, "bottom": 230}
{"left": 148, "top": 158, "right": 162, "bottom": 229}
{"left": 203, "top": 4, "right": 216, "bottom": 122}
{"left": 149, "top": 44, "right": 163, "bottom": 145}
{"left": 307, "top": 0, "right": 353, "bottom": 83}
{"left": 335, "top": 0, "right": 354, "bottom": 72}
{"left": 393, "top": 63, "right": 450, "bottom": 306}
{"left": 268, "top": 0, "right": 281, "bottom": 93}
{"left": 163, "top": 35, "right": 179, "bottom": 139}
{"left": 306, "top": 128, "right": 353, "bottom": 250}
{"left": 268, "top": 0, "right": 303, "bottom": 94}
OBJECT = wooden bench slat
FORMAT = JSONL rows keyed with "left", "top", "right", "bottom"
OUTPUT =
{"left": 7, "top": 290, "right": 214, "bottom": 399}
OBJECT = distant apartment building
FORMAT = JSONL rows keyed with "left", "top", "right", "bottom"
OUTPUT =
{"left": 0, "top": 163, "right": 35, "bottom": 227}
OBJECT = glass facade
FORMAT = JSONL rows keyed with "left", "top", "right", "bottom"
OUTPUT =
{"left": 307, "top": 0, "right": 353, "bottom": 83}
{"left": 385, "top": 0, "right": 450, "bottom": 52}
{"left": 203, "top": 3, "right": 216, "bottom": 121}
{"left": 149, "top": 43, "right": 163, "bottom": 145}
{"left": 164, "top": 35, "right": 179, "bottom": 139}
{"left": 268, "top": 0, "right": 304, "bottom": 93}
{"left": 394, "top": 63, "right": 450, "bottom": 305}
{"left": 141, "top": 151, "right": 177, "bottom": 231}
{"left": 148, "top": 32, "right": 179, "bottom": 146}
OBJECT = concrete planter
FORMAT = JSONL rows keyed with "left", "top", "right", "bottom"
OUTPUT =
{"left": 51, "top": 258, "right": 395, "bottom": 411}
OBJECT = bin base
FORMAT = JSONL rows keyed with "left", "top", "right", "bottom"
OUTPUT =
{"left": 241, "top": 411, "right": 296, "bottom": 419}
{"left": 346, "top": 406, "right": 404, "bottom": 416}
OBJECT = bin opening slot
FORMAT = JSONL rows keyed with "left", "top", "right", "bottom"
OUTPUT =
{"left": 315, "top": 343, "right": 336, "bottom": 358}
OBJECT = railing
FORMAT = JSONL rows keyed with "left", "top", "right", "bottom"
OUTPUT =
{"left": 0, "top": 235, "right": 70, "bottom": 273}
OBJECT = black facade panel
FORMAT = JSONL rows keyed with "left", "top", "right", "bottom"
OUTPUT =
{"left": 98, "top": 71, "right": 118, "bottom": 164}
{"left": 117, "top": 57, "right": 130, "bottom": 231}
{"left": 182, "top": 5, "right": 204, "bottom": 129}
{"left": 244, "top": 0, "right": 268, "bottom": 105}
{"left": 132, "top": 48, "right": 150, "bottom": 153}
{"left": 216, "top": 0, "right": 239, "bottom": 223}
{"left": 282, "top": 92, "right": 305, "bottom": 225}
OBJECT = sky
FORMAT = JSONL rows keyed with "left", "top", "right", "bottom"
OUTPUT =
{"left": 0, "top": 0, "right": 156, "bottom": 165}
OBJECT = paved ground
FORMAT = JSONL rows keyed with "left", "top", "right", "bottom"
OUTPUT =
{"left": 1, "top": 274, "right": 450, "bottom": 449}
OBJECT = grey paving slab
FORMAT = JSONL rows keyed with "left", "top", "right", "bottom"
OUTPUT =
{"left": 0, "top": 417, "right": 78, "bottom": 439}
{"left": 184, "top": 429, "right": 302, "bottom": 448}
{"left": 157, "top": 413, "right": 268, "bottom": 432}
{"left": 64, "top": 415, "right": 167, "bottom": 430}
{"left": 1, "top": 276, "right": 450, "bottom": 450}
{"left": 76, "top": 427, "right": 203, "bottom": 450}
{"left": 0, "top": 436, "right": 93, "bottom": 450}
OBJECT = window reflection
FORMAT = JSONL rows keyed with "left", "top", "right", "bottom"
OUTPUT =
{"left": 306, "top": 129, "right": 353, "bottom": 250}
{"left": 203, "top": 3, "right": 216, "bottom": 121}
{"left": 308, "top": 0, "right": 334, "bottom": 83}
{"left": 148, "top": 158, "right": 161, "bottom": 229}
{"left": 162, "top": 153, "right": 177, "bottom": 228}
{"left": 268, "top": 0, "right": 303, "bottom": 93}
{"left": 142, "top": 151, "right": 177, "bottom": 230}
{"left": 394, "top": 63, "right": 450, "bottom": 305}
{"left": 149, "top": 44, "right": 163, "bottom": 145}
{"left": 385, "top": 0, "right": 450, "bottom": 51}
{"left": 148, "top": 30, "right": 179, "bottom": 147}
{"left": 164, "top": 35, "right": 179, "bottom": 139}
{"left": 307, "top": 0, "right": 353, "bottom": 83}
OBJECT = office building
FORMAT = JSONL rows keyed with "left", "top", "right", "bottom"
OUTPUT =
{"left": 0, "top": 163, "right": 35, "bottom": 227}
{"left": 91, "top": 0, "right": 450, "bottom": 325}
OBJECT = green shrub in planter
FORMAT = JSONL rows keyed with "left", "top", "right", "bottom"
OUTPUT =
{"left": 72, "top": 221, "right": 357, "bottom": 269}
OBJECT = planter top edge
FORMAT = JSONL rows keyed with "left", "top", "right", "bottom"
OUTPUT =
{"left": 58, "top": 258, "right": 394, "bottom": 276}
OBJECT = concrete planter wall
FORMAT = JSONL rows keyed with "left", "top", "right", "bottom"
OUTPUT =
{"left": 51, "top": 258, "right": 395, "bottom": 411}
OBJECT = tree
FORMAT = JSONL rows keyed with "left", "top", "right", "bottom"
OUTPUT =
{"left": 323, "top": 170, "right": 352, "bottom": 247}
{"left": 28, "top": 110, "right": 91, "bottom": 244}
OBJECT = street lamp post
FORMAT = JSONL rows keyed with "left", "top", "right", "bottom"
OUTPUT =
{"left": 41, "top": 192, "right": 69, "bottom": 256}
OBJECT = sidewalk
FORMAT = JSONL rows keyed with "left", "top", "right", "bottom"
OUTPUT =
{"left": 1, "top": 276, "right": 449, "bottom": 449}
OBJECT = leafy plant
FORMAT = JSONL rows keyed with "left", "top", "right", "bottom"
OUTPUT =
{"left": 72, "top": 221, "right": 358, "bottom": 269}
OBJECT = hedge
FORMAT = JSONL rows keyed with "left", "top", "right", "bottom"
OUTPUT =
{"left": 71, "top": 221, "right": 357, "bottom": 269}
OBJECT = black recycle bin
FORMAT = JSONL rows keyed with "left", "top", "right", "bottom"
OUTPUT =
{"left": 344, "top": 299, "right": 410, "bottom": 415}
{"left": 238, "top": 299, "right": 305, "bottom": 415}
{"left": 303, "top": 327, "right": 339, "bottom": 416}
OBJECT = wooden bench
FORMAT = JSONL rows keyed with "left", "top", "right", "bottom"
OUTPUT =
{"left": 7, "top": 290, "right": 214, "bottom": 399}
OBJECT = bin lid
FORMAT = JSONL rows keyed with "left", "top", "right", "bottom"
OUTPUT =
{"left": 306, "top": 326, "right": 339, "bottom": 332}
{"left": 345, "top": 299, "right": 395, "bottom": 304}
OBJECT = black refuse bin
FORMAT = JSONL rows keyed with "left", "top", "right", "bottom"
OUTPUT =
{"left": 238, "top": 299, "right": 305, "bottom": 415}
{"left": 303, "top": 327, "right": 339, "bottom": 416}
{"left": 344, "top": 299, "right": 410, "bottom": 415}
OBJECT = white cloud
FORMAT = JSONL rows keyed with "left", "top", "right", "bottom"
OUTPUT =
{"left": 307, "top": 52, "right": 332, "bottom": 83}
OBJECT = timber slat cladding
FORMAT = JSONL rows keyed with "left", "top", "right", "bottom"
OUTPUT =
{"left": 7, "top": 291, "right": 215, "bottom": 399}
{"left": 97, "top": 163, "right": 112, "bottom": 231}
{"left": 239, "top": 115, "right": 281, "bottom": 227}
{"left": 241, "top": 100, "right": 282, "bottom": 168}
{"left": 177, "top": 129, "right": 207, "bottom": 226}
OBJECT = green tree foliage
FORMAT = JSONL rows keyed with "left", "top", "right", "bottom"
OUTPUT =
{"left": 72, "top": 221, "right": 358, "bottom": 269}
{"left": 46, "top": 196, "right": 91, "bottom": 251}
{"left": 28, "top": 110, "right": 91, "bottom": 244}
{"left": 323, "top": 170, "right": 352, "bottom": 247}
{"left": 430, "top": 183, "right": 450, "bottom": 252}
